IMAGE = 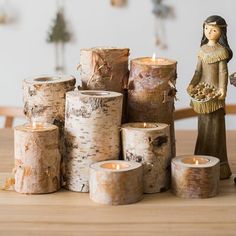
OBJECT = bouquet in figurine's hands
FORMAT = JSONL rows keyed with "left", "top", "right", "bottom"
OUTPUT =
{"left": 188, "top": 82, "right": 221, "bottom": 102}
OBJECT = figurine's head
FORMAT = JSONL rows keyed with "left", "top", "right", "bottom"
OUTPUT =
{"left": 201, "top": 15, "right": 233, "bottom": 62}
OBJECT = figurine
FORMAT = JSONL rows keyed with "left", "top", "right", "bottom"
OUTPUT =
{"left": 187, "top": 15, "right": 233, "bottom": 179}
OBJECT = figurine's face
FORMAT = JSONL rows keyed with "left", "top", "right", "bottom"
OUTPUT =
{"left": 204, "top": 23, "right": 221, "bottom": 41}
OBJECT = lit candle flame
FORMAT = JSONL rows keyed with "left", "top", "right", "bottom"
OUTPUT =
{"left": 152, "top": 53, "right": 156, "bottom": 61}
{"left": 111, "top": 163, "right": 121, "bottom": 170}
{"left": 144, "top": 122, "right": 147, "bottom": 128}
{"left": 32, "top": 121, "right": 37, "bottom": 129}
{"left": 195, "top": 159, "right": 199, "bottom": 165}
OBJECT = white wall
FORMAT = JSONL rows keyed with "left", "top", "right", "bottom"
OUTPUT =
{"left": 0, "top": 0, "right": 236, "bottom": 129}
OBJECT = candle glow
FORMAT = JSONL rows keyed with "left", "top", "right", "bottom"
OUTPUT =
{"left": 152, "top": 53, "right": 156, "bottom": 61}
{"left": 111, "top": 163, "right": 121, "bottom": 170}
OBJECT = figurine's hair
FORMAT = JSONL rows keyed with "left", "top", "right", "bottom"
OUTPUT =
{"left": 201, "top": 15, "right": 233, "bottom": 62}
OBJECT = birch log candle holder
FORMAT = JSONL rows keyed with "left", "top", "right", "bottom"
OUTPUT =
{"left": 14, "top": 122, "right": 61, "bottom": 194}
{"left": 171, "top": 155, "right": 220, "bottom": 199}
{"left": 121, "top": 122, "right": 171, "bottom": 193}
{"left": 64, "top": 90, "right": 123, "bottom": 192}
{"left": 89, "top": 160, "right": 143, "bottom": 205}
{"left": 23, "top": 75, "right": 76, "bottom": 125}
{"left": 80, "top": 47, "right": 130, "bottom": 93}
{"left": 128, "top": 56, "right": 177, "bottom": 157}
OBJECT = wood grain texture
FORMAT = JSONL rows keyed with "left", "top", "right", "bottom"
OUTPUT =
{"left": 0, "top": 129, "right": 236, "bottom": 235}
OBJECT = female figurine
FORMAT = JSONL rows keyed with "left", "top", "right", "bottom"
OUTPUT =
{"left": 187, "top": 15, "right": 233, "bottom": 179}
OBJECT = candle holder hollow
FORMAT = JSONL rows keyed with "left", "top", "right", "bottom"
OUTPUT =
{"left": 171, "top": 155, "right": 220, "bottom": 199}
{"left": 89, "top": 160, "right": 143, "bottom": 205}
{"left": 121, "top": 122, "right": 171, "bottom": 193}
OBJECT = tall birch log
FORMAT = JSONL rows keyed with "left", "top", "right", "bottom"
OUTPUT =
{"left": 64, "top": 90, "right": 123, "bottom": 192}
{"left": 128, "top": 57, "right": 177, "bottom": 157}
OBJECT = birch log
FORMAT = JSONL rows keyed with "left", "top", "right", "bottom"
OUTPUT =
{"left": 128, "top": 57, "right": 177, "bottom": 157}
{"left": 23, "top": 75, "right": 76, "bottom": 125}
{"left": 171, "top": 155, "right": 220, "bottom": 198}
{"left": 64, "top": 90, "right": 123, "bottom": 192}
{"left": 14, "top": 123, "right": 61, "bottom": 194}
{"left": 80, "top": 47, "right": 130, "bottom": 93}
{"left": 122, "top": 122, "right": 171, "bottom": 193}
{"left": 89, "top": 160, "right": 143, "bottom": 205}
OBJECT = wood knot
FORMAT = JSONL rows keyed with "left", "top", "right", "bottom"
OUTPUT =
{"left": 151, "top": 136, "right": 168, "bottom": 148}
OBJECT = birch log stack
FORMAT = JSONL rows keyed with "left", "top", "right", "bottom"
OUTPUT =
{"left": 89, "top": 160, "right": 143, "bottom": 205}
{"left": 171, "top": 155, "right": 220, "bottom": 198}
{"left": 80, "top": 47, "right": 129, "bottom": 93}
{"left": 23, "top": 75, "right": 76, "bottom": 183}
{"left": 14, "top": 123, "right": 61, "bottom": 194}
{"left": 64, "top": 90, "right": 123, "bottom": 192}
{"left": 128, "top": 57, "right": 177, "bottom": 157}
{"left": 121, "top": 122, "right": 171, "bottom": 193}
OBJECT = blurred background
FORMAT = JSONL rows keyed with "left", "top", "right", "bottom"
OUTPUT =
{"left": 0, "top": 0, "right": 235, "bottom": 129}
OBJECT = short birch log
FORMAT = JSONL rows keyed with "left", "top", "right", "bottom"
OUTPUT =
{"left": 64, "top": 90, "right": 123, "bottom": 192}
{"left": 80, "top": 47, "right": 130, "bottom": 93}
{"left": 23, "top": 75, "right": 76, "bottom": 125}
{"left": 121, "top": 122, "right": 171, "bottom": 193}
{"left": 14, "top": 123, "right": 61, "bottom": 194}
{"left": 89, "top": 160, "right": 143, "bottom": 205}
{"left": 171, "top": 155, "right": 220, "bottom": 198}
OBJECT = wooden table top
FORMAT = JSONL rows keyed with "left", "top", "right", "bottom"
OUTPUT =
{"left": 0, "top": 128, "right": 236, "bottom": 236}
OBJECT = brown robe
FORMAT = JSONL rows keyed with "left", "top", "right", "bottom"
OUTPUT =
{"left": 190, "top": 43, "right": 231, "bottom": 179}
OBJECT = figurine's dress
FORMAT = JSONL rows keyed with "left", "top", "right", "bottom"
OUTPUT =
{"left": 190, "top": 43, "right": 231, "bottom": 179}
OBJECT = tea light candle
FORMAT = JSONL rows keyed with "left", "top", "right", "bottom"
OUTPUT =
{"left": 89, "top": 160, "right": 143, "bottom": 205}
{"left": 171, "top": 155, "right": 220, "bottom": 198}
{"left": 14, "top": 122, "right": 61, "bottom": 194}
{"left": 127, "top": 55, "right": 177, "bottom": 158}
{"left": 121, "top": 122, "right": 171, "bottom": 193}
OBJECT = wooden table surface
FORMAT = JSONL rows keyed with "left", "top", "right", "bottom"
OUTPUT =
{"left": 0, "top": 128, "right": 236, "bottom": 236}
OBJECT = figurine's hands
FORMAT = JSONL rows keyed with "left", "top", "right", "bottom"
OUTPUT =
{"left": 187, "top": 84, "right": 194, "bottom": 94}
{"left": 218, "top": 88, "right": 226, "bottom": 100}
